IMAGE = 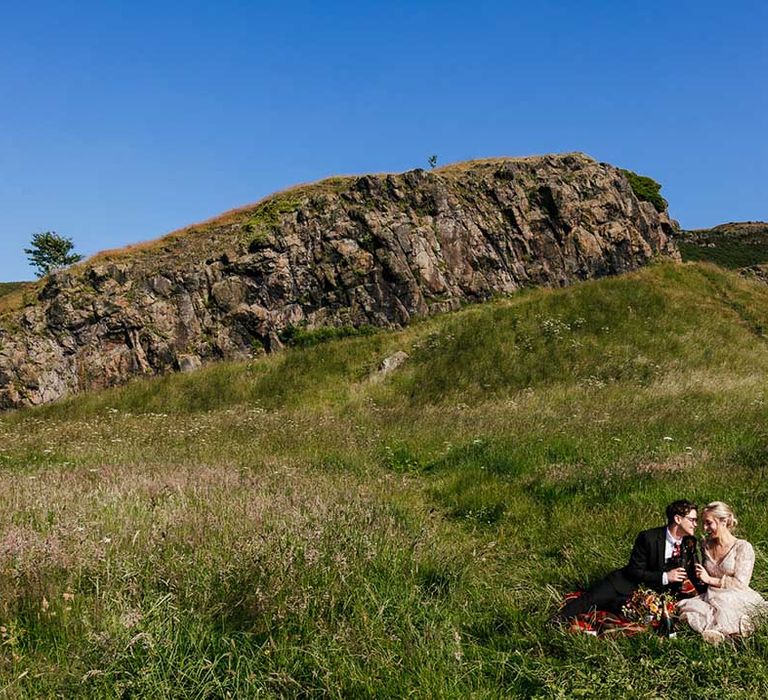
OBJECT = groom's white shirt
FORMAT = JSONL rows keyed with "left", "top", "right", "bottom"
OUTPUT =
{"left": 661, "top": 528, "right": 682, "bottom": 586}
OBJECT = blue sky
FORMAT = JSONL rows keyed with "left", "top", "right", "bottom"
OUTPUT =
{"left": 1, "top": 1, "right": 766, "bottom": 281}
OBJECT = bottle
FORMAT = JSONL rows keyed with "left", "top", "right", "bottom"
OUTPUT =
{"left": 682, "top": 535, "right": 707, "bottom": 593}
{"left": 660, "top": 603, "right": 676, "bottom": 638}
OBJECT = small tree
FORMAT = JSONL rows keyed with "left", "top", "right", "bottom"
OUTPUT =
{"left": 620, "top": 169, "right": 668, "bottom": 213}
{"left": 427, "top": 154, "right": 438, "bottom": 169}
{"left": 24, "top": 231, "right": 84, "bottom": 278}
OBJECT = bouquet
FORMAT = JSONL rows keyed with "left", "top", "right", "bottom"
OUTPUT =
{"left": 621, "top": 587, "right": 676, "bottom": 627}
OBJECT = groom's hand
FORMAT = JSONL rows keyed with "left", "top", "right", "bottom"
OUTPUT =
{"left": 667, "top": 567, "right": 688, "bottom": 583}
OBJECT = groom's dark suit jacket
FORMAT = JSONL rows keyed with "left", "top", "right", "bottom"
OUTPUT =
{"left": 608, "top": 525, "right": 677, "bottom": 595}
{"left": 558, "top": 525, "right": 678, "bottom": 620}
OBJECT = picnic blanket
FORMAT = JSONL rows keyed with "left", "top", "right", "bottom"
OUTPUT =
{"left": 559, "top": 588, "right": 690, "bottom": 636}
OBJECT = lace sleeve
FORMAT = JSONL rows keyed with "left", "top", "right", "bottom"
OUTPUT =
{"left": 720, "top": 540, "right": 755, "bottom": 590}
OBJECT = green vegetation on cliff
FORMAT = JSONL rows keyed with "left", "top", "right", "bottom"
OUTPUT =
{"left": 2, "top": 263, "right": 768, "bottom": 697}
{"left": 621, "top": 169, "right": 669, "bottom": 212}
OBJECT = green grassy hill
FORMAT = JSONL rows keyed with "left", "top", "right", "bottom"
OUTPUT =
{"left": 0, "top": 282, "right": 28, "bottom": 297}
{"left": 3, "top": 262, "right": 768, "bottom": 697}
{"left": 0, "top": 281, "right": 35, "bottom": 314}
{"left": 678, "top": 221, "right": 768, "bottom": 269}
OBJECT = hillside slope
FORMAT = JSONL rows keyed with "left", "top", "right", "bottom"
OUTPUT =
{"left": 677, "top": 221, "right": 768, "bottom": 270}
{"left": 3, "top": 263, "right": 768, "bottom": 696}
{"left": 0, "top": 153, "right": 678, "bottom": 410}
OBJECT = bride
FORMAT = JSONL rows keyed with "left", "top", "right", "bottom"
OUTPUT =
{"left": 678, "top": 501, "right": 768, "bottom": 644}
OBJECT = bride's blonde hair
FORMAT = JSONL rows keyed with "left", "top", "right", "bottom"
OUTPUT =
{"left": 703, "top": 501, "right": 738, "bottom": 530}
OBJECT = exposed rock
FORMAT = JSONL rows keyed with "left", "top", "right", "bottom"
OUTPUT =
{"left": 177, "top": 354, "right": 202, "bottom": 373}
{"left": 740, "top": 265, "right": 768, "bottom": 285}
{"left": 377, "top": 351, "right": 409, "bottom": 377}
{"left": 0, "top": 153, "right": 680, "bottom": 410}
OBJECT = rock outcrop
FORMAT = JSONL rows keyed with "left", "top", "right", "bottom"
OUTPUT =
{"left": 0, "top": 153, "right": 679, "bottom": 409}
{"left": 740, "top": 265, "right": 768, "bottom": 285}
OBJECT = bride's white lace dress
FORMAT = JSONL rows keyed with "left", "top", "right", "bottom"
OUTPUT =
{"left": 678, "top": 538, "right": 768, "bottom": 635}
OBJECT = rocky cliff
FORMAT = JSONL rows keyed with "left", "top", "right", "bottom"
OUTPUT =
{"left": 0, "top": 153, "right": 679, "bottom": 410}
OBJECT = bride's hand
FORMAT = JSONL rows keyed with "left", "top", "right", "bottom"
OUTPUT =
{"left": 694, "top": 563, "right": 710, "bottom": 584}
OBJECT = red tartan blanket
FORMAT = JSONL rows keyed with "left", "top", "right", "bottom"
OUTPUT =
{"left": 559, "top": 586, "right": 693, "bottom": 636}
{"left": 559, "top": 591, "right": 648, "bottom": 636}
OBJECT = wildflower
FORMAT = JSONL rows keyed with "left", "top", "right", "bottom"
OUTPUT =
{"left": 41, "top": 597, "right": 49, "bottom": 612}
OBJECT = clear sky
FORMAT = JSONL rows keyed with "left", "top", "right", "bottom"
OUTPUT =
{"left": 1, "top": 1, "right": 766, "bottom": 281}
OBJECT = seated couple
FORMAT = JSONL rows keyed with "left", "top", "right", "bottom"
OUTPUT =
{"left": 554, "top": 499, "right": 768, "bottom": 643}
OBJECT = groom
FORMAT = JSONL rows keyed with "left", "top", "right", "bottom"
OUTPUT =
{"left": 555, "top": 499, "right": 698, "bottom": 622}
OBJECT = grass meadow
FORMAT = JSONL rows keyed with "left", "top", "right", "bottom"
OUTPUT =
{"left": 3, "top": 262, "right": 768, "bottom": 697}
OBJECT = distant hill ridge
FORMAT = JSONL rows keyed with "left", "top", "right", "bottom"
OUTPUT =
{"left": 677, "top": 221, "right": 768, "bottom": 271}
{"left": 0, "top": 152, "right": 679, "bottom": 410}
{"left": 684, "top": 221, "right": 768, "bottom": 236}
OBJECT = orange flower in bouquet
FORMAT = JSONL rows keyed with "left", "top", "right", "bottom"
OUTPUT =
{"left": 621, "top": 587, "right": 676, "bottom": 627}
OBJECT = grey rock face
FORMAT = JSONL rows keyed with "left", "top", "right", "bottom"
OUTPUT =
{"left": 377, "top": 351, "right": 409, "bottom": 377}
{"left": 0, "top": 153, "right": 679, "bottom": 410}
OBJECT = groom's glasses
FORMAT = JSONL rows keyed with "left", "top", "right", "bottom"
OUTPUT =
{"left": 682, "top": 516, "right": 698, "bottom": 524}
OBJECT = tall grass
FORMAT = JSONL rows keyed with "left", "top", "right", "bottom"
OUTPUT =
{"left": 3, "top": 263, "right": 768, "bottom": 696}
